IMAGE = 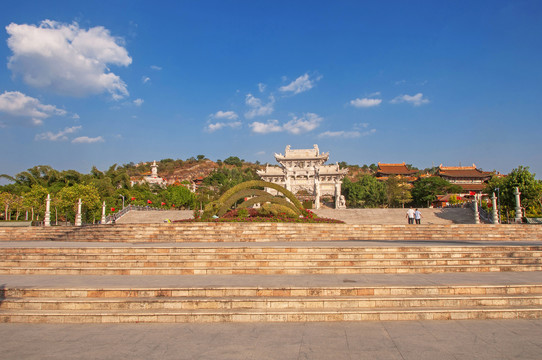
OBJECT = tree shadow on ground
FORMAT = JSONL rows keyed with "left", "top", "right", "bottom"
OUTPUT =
{"left": 432, "top": 208, "right": 474, "bottom": 224}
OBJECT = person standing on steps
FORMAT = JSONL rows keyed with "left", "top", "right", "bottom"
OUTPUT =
{"left": 415, "top": 208, "right": 423, "bottom": 224}
{"left": 406, "top": 207, "right": 415, "bottom": 224}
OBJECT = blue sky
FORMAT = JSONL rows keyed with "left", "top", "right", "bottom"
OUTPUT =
{"left": 1, "top": 0, "right": 541, "bottom": 179}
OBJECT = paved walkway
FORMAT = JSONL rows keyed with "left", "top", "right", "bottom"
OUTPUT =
{"left": 1, "top": 320, "right": 541, "bottom": 359}
{"left": 1, "top": 271, "right": 541, "bottom": 289}
{"left": 115, "top": 208, "right": 476, "bottom": 225}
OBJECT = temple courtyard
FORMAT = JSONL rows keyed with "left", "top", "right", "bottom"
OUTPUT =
{"left": 1, "top": 209, "right": 541, "bottom": 359}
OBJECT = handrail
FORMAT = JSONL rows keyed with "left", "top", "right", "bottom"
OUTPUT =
{"left": 467, "top": 200, "right": 492, "bottom": 224}
{"left": 105, "top": 205, "right": 174, "bottom": 224}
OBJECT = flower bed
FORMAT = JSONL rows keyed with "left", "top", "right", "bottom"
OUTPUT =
{"left": 174, "top": 208, "right": 344, "bottom": 224}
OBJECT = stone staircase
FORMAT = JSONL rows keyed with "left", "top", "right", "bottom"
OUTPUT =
{"left": 0, "top": 223, "right": 541, "bottom": 323}
{"left": 2, "top": 283, "right": 542, "bottom": 323}
{"left": 0, "top": 244, "right": 541, "bottom": 275}
{"left": 1, "top": 223, "right": 542, "bottom": 243}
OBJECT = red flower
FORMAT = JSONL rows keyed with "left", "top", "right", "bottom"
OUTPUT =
{"left": 161, "top": 202, "right": 166, "bottom": 206}
{"left": 111, "top": 207, "right": 115, "bottom": 212}
{"left": 131, "top": 197, "right": 136, "bottom": 201}
{"left": 147, "top": 200, "right": 152, "bottom": 204}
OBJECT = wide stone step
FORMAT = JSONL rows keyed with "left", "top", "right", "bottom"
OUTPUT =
{"left": 6, "top": 285, "right": 542, "bottom": 298}
{"left": 2, "top": 264, "right": 541, "bottom": 275}
{"left": 4, "top": 252, "right": 541, "bottom": 261}
{"left": 2, "top": 257, "right": 540, "bottom": 268}
{"left": 2, "top": 245, "right": 541, "bottom": 254}
{"left": 3, "top": 294, "right": 542, "bottom": 311}
{"left": 3, "top": 224, "right": 542, "bottom": 242}
{"left": 3, "top": 248, "right": 541, "bottom": 258}
{"left": 2, "top": 307, "right": 541, "bottom": 323}
{"left": 2, "top": 283, "right": 542, "bottom": 323}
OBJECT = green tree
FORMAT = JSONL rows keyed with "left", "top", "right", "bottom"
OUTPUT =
{"left": 57, "top": 184, "right": 101, "bottom": 223}
{"left": 202, "top": 167, "right": 259, "bottom": 194}
{"left": 223, "top": 156, "right": 243, "bottom": 167}
{"left": 0, "top": 192, "right": 16, "bottom": 220}
{"left": 342, "top": 176, "right": 386, "bottom": 208}
{"left": 385, "top": 176, "right": 412, "bottom": 207}
{"left": 11, "top": 195, "right": 24, "bottom": 220}
{"left": 22, "top": 185, "right": 49, "bottom": 221}
{"left": 411, "top": 177, "right": 462, "bottom": 207}
{"left": 485, "top": 166, "right": 542, "bottom": 218}
{"left": 162, "top": 185, "right": 196, "bottom": 209}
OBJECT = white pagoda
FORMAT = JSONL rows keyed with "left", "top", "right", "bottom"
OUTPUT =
{"left": 130, "top": 160, "right": 166, "bottom": 187}
{"left": 257, "top": 145, "right": 348, "bottom": 209}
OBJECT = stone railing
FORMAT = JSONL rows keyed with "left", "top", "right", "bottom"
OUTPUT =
{"left": 105, "top": 205, "right": 172, "bottom": 224}
{"left": 467, "top": 201, "right": 493, "bottom": 224}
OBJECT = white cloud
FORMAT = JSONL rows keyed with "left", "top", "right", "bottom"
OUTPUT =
{"left": 133, "top": 98, "right": 144, "bottom": 107}
{"left": 391, "top": 93, "right": 429, "bottom": 106}
{"left": 249, "top": 113, "right": 323, "bottom": 135}
{"left": 211, "top": 110, "right": 238, "bottom": 120}
{"left": 249, "top": 119, "right": 283, "bottom": 134}
{"left": 319, "top": 128, "right": 376, "bottom": 138}
{"left": 354, "top": 122, "right": 369, "bottom": 129}
{"left": 350, "top": 97, "right": 382, "bottom": 108}
{"left": 72, "top": 136, "right": 104, "bottom": 144}
{"left": 72, "top": 114, "right": 80, "bottom": 119}
{"left": 150, "top": 65, "right": 162, "bottom": 71}
{"left": 6, "top": 20, "right": 131, "bottom": 100}
{"left": 258, "top": 83, "right": 266, "bottom": 93}
{"left": 279, "top": 73, "right": 322, "bottom": 94}
{"left": 0, "top": 91, "right": 66, "bottom": 126}
{"left": 205, "top": 121, "right": 241, "bottom": 132}
{"left": 244, "top": 94, "right": 274, "bottom": 119}
{"left": 318, "top": 131, "right": 361, "bottom": 138}
{"left": 283, "top": 112, "right": 322, "bottom": 134}
{"left": 35, "top": 125, "right": 82, "bottom": 141}
{"left": 142, "top": 76, "right": 150, "bottom": 84}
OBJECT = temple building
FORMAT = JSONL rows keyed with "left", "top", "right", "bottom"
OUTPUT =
{"left": 375, "top": 162, "right": 419, "bottom": 183}
{"left": 436, "top": 164, "right": 492, "bottom": 195}
{"left": 257, "top": 145, "right": 348, "bottom": 209}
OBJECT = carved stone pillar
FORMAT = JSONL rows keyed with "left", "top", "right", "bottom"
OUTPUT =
{"left": 473, "top": 195, "right": 480, "bottom": 224}
{"left": 75, "top": 198, "right": 82, "bottom": 226}
{"left": 101, "top": 201, "right": 106, "bottom": 224}
{"left": 334, "top": 180, "right": 341, "bottom": 209}
{"left": 44, "top": 194, "right": 51, "bottom": 227}
{"left": 314, "top": 175, "right": 320, "bottom": 209}
{"left": 514, "top": 187, "right": 522, "bottom": 223}
{"left": 491, "top": 193, "right": 499, "bottom": 224}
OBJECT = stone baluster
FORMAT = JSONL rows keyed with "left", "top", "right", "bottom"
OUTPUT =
{"left": 473, "top": 195, "right": 480, "bottom": 224}
{"left": 44, "top": 194, "right": 51, "bottom": 227}
{"left": 75, "top": 198, "right": 82, "bottom": 226}
{"left": 491, "top": 192, "right": 499, "bottom": 224}
{"left": 334, "top": 180, "right": 341, "bottom": 209}
{"left": 101, "top": 201, "right": 106, "bottom": 224}
{"left": 514, "top": 187, "right": 522, "bottom": 223}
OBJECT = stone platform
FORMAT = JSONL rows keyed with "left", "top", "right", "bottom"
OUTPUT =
{"left": 114, "top": 207, "right": 475, "bottom": 225}
{"left": 0, "top": 221, "right": 541, "bottom": 323}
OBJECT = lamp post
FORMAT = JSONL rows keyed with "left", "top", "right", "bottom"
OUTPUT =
{"left": 119, "top": 195, "right": 125, "bottom": 209}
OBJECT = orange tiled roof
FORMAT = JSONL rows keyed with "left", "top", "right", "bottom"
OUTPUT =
{"left": 454, "top": 183, "right": 487, "bottom": 191}
{"left": 376, "top": 162, "right": 418, "bottom": 176}
{"left": 438, "top": 164, "right": 492, "bottom": 178}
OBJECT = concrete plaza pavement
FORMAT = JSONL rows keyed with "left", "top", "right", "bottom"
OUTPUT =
{"left": 115, "top": 208, "right": 476, "bottom": 225}
{"left": 1, "top": 320, "right": 541, "bottom": 359}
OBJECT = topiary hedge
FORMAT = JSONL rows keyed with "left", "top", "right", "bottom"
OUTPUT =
{"left": 202, "top": 180, "right": 305, "bottom": 219}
